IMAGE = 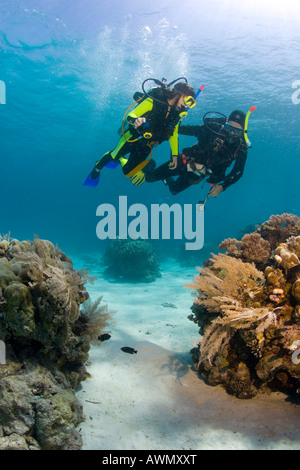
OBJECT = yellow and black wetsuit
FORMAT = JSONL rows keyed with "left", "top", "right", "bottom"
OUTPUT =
{"left": 92, "top": 88, "right": 186, "bottom": 179}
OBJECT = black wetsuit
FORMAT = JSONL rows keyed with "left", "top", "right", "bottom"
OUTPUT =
{"left": 145, "top": 122, "right": 248, "bottom": 195}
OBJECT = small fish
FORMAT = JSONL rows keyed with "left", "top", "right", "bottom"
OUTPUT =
{"left": 121, "top": 346, "right": 137, "bottom": 355}
{"left": 98, "top": 333, "right": 111, "bottom": 342}
{"left": 83, "top": 371, "right": 93, "bottom": 379}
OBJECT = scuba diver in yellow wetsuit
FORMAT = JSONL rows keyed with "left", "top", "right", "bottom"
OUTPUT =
{"left": 83, "top": 78, "right": 196, "bottom": 187}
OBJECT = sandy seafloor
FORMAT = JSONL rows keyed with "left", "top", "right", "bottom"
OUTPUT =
{"left": 73, "top": 258, "right": 300, "bottom": 451}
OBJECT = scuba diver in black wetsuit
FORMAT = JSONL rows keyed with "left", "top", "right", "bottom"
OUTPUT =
{"left": 145, "top": 110, "right": 252, "bottom": 198}
{"left": 83, "top": 78, "right": 196, "bottom": 187}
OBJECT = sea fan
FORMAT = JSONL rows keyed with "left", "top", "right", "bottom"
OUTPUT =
{"left": 80, "top": 296, "right": 113, "bottom": 344}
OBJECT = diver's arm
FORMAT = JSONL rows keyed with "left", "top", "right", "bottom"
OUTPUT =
{"left": 221, "top": 149, "right": 247, "bottom": 190}
{"left": 178, "top": 124, "right": 205, "bottom": 140}
{"left": 127, "top": 97, "right": 153, "bottom": 124}
{"left": 169, "top": 122, "right": 179, "bottom": 154}
{"left": 167, "top": 123, "right": 180, "bottom": 168}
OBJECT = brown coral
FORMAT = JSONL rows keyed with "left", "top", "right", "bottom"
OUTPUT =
{"left": 257, "top": 213, "right": 300, "bottom": 249}
{"left": 186, "top": 253, "right": 265, "bottom": 315}
{"left": 219, "top": 232, "right": 271, "bottom": 267}
{"left": 187, "top": 214, "right": 300, "bottom": 399}
{"left": 0, "top": 236, "right": 112, "bottom": 449}
{"left": 292, "top": 279, "right": 300, "bottom": 303}
{"left": 186, "top": 254, "right": 275, "bottom": 368}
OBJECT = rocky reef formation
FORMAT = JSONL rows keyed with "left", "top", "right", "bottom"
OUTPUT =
{"left": 103, "top": 238, "right": 161, "bottom": 282}
{"left": 0, "top": 235, "right": 111, "bottom": 449}
{"left": 186, "top": 214, "right": 300, "bottom": 399}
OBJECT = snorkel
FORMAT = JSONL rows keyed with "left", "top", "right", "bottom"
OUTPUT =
{"left": 195, "top": 84, "right": 205, "bottom": 99}
{"left": 183, "top": 84, "right": 205, "bottom": 108}
{"left": 244, "top": 106, "right": 256, "bottom": 147}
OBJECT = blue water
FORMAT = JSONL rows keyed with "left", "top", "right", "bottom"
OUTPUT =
{"left": 1, "top": 0, "right": 300, "bottom": 257}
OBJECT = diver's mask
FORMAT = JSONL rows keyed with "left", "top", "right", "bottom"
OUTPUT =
{"left": 184, "top": 95, "right": 196, "bottom": 108}
{"left": 223, "top": 123, "right": 244, "bottom": 143}
{"left": 203, "top": 112, "right": 243, "bottom": 147}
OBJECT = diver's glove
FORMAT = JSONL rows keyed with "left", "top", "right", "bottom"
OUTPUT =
{"left": 130, "top": 170, "right": 145, "bottom": 186}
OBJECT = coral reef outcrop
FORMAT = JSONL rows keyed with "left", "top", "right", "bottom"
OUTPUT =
{"left": 0, "top": 235, "right": 111, "bottom": 449}
{"left": 186, "top": 214, "right": 300, "bottom": 399}
{"left": 103, "top": 238, "right": 161, "bottom": 282}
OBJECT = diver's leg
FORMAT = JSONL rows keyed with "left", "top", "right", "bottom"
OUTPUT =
{"left": 167, "top": 174, "right": 202, "bottom": 195}
{"left": 145, "top": 160, "right": 184, "bottom": 183}
{"left": 89, "top": 135, "right": 131, "bottom": 179}
{"left": 121, "top": 141, "right": 152, "bottom": 176}
{"left": 90, "top": 152, "right": 113, "bottom": 179}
